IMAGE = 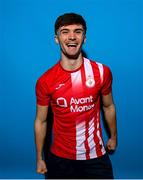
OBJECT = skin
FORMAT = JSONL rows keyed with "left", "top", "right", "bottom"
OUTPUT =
{"left": 55, "top": 24, "right": 86, "bottom": 70}
{"left": 34, "top": 24, "right": 117, "bottom": 174}
{"left": 102, "top": 92, "right": 117, "bottom": 151}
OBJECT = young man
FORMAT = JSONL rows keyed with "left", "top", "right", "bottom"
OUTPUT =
{"left": 34, "top": 13, "right": 117, "bottom": 179}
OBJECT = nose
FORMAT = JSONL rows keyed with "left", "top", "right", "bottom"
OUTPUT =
{"left": 68, "top": 32, "right": 76, "bottom": 40}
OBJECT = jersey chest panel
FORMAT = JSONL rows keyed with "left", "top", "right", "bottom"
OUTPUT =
{"left": 49, "top": 68, "right": 101, "bottom": 116}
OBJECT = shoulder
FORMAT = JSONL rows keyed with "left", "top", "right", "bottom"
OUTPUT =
{"left": 36, "top": 61, "right": 60, "bottom": 93}
{"left": 84, "top": 58, "right": 112, "bottom": 83}
{"left": 37, "top": 61, "right": 60, "bottom": 84}
{"left": 91, "top": 59, "right": 110, "bottom": 70}
{"left": 94, "top": 61, "right": 112, "bottom": 80}
{"left": 84, "top": 57, "right": 111, "bottom": 73}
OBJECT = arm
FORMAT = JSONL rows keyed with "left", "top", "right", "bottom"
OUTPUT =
{"left": 34, "top": 104, "right": 48, "bottom": 174}
{"left": 102, "top": 92, "right": 117, "bottom": 151}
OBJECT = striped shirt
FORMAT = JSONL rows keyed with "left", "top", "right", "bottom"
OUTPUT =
{"left": 36, "top": 57, "right": 112, "bottom": 160}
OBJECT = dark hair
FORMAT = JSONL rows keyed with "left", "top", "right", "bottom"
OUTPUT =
{"left": 54, "top": 13, "right": 87, "bottom": 35}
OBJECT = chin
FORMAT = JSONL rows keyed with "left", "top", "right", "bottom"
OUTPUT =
{"left": 67, "top": 55, "right": 79, "bottom": 59}
{"left": 65, "top": 52, "right": 81, "bottom": 59}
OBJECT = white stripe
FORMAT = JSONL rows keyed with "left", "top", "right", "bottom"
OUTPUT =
{"left": 97, "top": 130, "right": 106, "bottom": 154}
{"left": 76, "top": 121, "right": 86, "bottom": 160}
{"left": 96, "top": 112, "right": 106, "bottom": 154}
{"left": 84, "top": 58, "right": 98, "bottom": 158}
{"left": 96, "top": 62, "right": 104, "bottom": 84}
{"left": 88, "top": 117, "right": 97, "bottom": 158}
{"left": 84, "top": 58, "right": 94, "bottom": 80}
{"left": 71, "top": 70, "right": 86, "bottom": 159}
{"left": 71, "top": 70, "right": 82, "bottom": 88}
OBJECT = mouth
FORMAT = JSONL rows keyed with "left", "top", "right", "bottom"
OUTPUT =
{"left": 63, "top": 43, "right": 81, "bottom": 58}
{"left": 66, "top": 43, "right": 78, "bottom": 47}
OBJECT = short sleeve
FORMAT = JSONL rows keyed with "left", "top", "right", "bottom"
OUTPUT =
{"left": 35, "top": 78, "right": 50, "bottom": 106}
{"left": 101, "top": 66, "right": 112, "bottom": 95}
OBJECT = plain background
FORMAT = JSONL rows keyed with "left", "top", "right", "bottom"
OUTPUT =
{"left": 0, "top": 0, "right": 143, "bottom": 178}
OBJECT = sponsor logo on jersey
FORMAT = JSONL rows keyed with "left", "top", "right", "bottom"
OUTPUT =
{"left": 56, "top": 96, "right": 95, "bottom": 112}
{"left": 57, "top": 97, "right": 67, "bottom": 107}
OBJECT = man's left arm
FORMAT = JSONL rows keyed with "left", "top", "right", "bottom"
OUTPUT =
{"left": 102, "top": 92, "right": 117, "bottom": 151}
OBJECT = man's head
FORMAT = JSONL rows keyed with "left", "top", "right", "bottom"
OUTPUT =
{"left": 55, "top": 13, "right": 87, "bottom": 35}
{"left": 54, "top": 13, "right": 87, "bottom": 59}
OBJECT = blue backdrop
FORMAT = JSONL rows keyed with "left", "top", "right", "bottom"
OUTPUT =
{"left": 0, "top": 0, "right": 143, "bottom": 178}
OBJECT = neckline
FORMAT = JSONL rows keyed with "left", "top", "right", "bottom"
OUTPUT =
{"left": 59, "top": 57, "right": 85, "bottom": 73}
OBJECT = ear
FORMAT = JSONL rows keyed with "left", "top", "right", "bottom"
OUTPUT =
{"left": 83, "top": 35, "right": 86, "bottom": 44}
{"left": 54, "top": 35, "right": 59, "bottom": 44}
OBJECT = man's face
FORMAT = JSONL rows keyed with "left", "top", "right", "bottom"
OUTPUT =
{"left": 55, "top": 24, "right": 86, "bottom": 59}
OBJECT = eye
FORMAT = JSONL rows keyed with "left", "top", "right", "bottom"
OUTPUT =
{"left": 61, "top": 30, "right": 69, "bottom": 35}
{"left": 76, "top": 30, "right": 82, "bottom": 34}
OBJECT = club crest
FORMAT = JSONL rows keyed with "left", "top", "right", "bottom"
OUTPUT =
{"left": 85, "top": 78, "right": 95, "bottom": 88}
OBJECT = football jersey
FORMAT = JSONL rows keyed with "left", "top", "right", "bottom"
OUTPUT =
{"left": 36, "top": 57, "right": 112, "bottom": 160}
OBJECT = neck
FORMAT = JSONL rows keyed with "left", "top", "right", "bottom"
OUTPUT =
{"left": 60, "top": 53, "right": 83, "bottom": 71}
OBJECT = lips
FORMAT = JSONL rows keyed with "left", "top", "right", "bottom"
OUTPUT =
{"left": 66, "top": 43, "right": 78, "bottom": 47}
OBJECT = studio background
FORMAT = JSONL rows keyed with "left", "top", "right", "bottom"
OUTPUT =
{"left": 0, "top": 0, "right": 143, "bottom": 178}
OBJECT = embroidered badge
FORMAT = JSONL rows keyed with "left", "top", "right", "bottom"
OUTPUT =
{"left": 85, "top": 78, "right": 95, "bottom": 88}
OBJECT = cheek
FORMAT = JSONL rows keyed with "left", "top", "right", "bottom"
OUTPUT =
{"left": 58, "top": 37, "right": 67, "bottom": 45}
{"left": 77, "top": 36, "right": 85, "bottom": 44}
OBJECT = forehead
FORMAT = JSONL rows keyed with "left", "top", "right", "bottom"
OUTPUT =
{"left": 59, "top": 24, "right": 84, "bottom": 31}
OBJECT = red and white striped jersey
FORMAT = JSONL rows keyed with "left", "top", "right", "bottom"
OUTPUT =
{"left": 36, "top": 57, "right": 112, "bottom": 160}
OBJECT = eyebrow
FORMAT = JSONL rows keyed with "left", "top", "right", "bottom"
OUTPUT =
{"left": 58, "top": 28, "right": 84, "bottom": 35}
{"left": 60, "top": 28, "right": 84, "bottom": 31}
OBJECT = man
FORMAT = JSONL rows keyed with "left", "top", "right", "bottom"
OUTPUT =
{"left": 34, "top": 12, "right": 117, "bottom": 179}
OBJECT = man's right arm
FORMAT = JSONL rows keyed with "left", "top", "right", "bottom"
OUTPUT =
{"left": 34, "top": 104, "right": 48, "bottom": 174}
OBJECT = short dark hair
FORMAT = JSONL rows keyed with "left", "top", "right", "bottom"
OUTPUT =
{"left": 54, "top": 13, "right": 87, "bottom": 35}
